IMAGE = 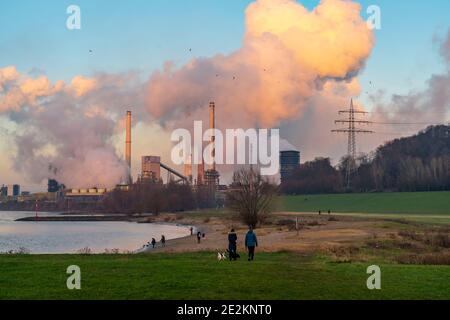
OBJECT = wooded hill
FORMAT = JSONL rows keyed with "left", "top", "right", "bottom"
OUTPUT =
{"left": 282, "top": 125, "right": 450, "bottom": 194}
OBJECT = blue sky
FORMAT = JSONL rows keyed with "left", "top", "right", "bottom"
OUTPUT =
{"left": 1, "top": 0, "right": 449, "bottom": 94}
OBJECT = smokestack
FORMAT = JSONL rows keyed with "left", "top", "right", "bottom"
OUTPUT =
{"left": 125, "top": 111, "right": 132, "bottom": 184}
{"left": 209, "top": 101, "right": 216, "bottom": 171}
{"left": 197, "top": 163, "right": 204, "bottom": 185}
{"left": 184, "top": 153, "right": 193, "bottom": 184}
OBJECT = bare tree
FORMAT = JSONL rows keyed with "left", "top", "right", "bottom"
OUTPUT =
{"left": 226, "top": 168, "right": 278, "bottom": 228}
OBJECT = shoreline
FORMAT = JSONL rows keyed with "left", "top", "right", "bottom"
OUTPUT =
{"left": 6, "top": 210, "right": 443, "bottom": 255}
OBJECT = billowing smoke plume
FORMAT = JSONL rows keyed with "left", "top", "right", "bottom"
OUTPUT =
{"left": 0, "top": 67, "right": 144, "bottom": 188}
{"left": 145, "top": 0, "right": 374, "bottom": 129}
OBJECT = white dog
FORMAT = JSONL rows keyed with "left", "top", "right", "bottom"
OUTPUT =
{"left": 217, "top": 252, "right": 227, "bottom": 261}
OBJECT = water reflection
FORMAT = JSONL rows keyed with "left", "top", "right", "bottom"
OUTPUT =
{"left": 0, "top": 211, "right": 190, "bottom": 254}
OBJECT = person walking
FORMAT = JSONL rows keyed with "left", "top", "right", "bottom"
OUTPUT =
{"left": 228, "top": 229, "right": 238, "bottom": 261}
{"left": 151, "top": 238, "right": 156, "bottom": 248}
{"left": 245, "top": 226, "right": 258, "bottom": 261}
{"left": 197, "top": 231, "right": 202, "bottom": 244}
{"left": 161, "top": 235, "right": 166, "bottom": 247}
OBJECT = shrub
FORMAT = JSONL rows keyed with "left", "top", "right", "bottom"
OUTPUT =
{"left": 424, "top": 233, "right": 450, "bottom": 248}
{"left": 397, "top": 252, "right": 450, "bottom": 265}
{"left": 77, "top": 247, "right": 92, "bottom": 255}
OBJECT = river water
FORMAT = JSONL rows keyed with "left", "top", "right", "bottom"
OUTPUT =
{"left": 0, "top": 211, "right": 191, "bottom": 254}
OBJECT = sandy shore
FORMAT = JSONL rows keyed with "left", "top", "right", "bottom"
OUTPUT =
{"left": 15, "top": 210, "right": 402, "bottom": 254}
{"left": 138, "top": 212, "right": 392, "bottom": 254}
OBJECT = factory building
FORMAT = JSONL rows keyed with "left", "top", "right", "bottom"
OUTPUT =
{"left": 140, "top": 156, "right": 162, "bottom": 183}
{"left": 48, "top": 179, "right": 65, "bottom": 193}
{"left": 65, "top": 188, "right": 111, "bottom": 203}
{"left": 280, "top": 141, "right": 300, "bottom": 183}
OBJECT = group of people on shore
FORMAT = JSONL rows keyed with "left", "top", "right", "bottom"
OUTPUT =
{"left": 228, "top": 227, "right": 258, "bottom": 261}
{"left": 144, "top": 235, "right": 165, "bottom": 249}
{"left": 142, "top": 226, "right": 258, "bottom": 262}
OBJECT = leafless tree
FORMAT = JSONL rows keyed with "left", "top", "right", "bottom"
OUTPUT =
{"left": 226, "top": 168, "right": 278, "bottom": 228}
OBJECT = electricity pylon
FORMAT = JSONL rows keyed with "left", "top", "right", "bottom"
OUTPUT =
{"left": 332, "top": 99, "right": 373, "bottom": 189}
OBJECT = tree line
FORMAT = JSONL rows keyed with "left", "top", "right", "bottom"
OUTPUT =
{"left": 101, "top": 182, "right": 217, "bottom": 214}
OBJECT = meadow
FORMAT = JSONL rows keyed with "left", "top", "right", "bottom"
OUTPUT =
{"left": 279, "top": 191, "right": 450, "bottom": 215}
{"left": 0, "top": 252, "right": 449, "bottom": 300}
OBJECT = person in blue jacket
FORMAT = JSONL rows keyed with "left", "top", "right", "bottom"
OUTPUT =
{"left": 245, "top": 226, "right": 258, "bottom": 261}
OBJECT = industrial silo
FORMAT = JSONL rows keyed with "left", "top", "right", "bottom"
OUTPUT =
{"left": 279, "top": 140, "right": 300, "bottom": 183}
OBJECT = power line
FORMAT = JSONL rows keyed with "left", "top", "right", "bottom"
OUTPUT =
{"left": 370, "top": 121, "right": 444, "bottom": 125}
{"left": 365, "top": 111, "right": 449, "bottom": 115}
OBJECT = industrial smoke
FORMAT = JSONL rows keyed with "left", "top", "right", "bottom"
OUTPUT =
{"left": 145, "top": 0, "right": 374, "bottom": 129}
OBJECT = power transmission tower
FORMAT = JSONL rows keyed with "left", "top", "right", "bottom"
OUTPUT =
{"left": 332, "top": 99, "right": 373, "bottom": 189}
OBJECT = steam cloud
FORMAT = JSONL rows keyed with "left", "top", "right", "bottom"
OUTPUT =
{"left": 145, "top": 0, "right": 374, "bottom": 129}
{"left": 0, "top": 67, "right": 143, "bottom": 188}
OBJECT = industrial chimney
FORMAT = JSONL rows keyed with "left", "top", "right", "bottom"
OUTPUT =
{"left": 197, "top": 163, "right": 204, "bottom": 185}
{"left": 184, "top": 153, "right": 193, "bottom": 184}
{"left": 204, "top": 102, "right": 219, "bottom": 192}
{"left": 125, "top": 111, "right": 132, "bottom": 184}
{"left": 209, "top": 101, "right": 216, "bottom": 171}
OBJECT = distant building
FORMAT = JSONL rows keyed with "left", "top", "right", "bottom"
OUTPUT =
{"left": 280, "top": 140, "right": 300, "bottom": 183}
{"left": 0, "top": 185, "right": 6, "bottom": 197}
{"left": 64, "top": 188, "right": 110, "bottom": 203}
{"left": 48, "top": 179, "right": 60, "bottom": 193}
{"left": 141, "top": 156, "right": 161, "bottom": 182}
{"left": 6, "top": 184, "right": 20, "bottom": 197}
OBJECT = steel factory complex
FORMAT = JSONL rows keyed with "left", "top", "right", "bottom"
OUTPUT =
{"left": 1, "top": 103, "right": 300, "bottom": 205}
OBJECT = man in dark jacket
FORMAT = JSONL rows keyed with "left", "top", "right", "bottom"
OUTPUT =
{"left": 245, "top": 226, "right": 258, "bottom": 261}
{"left": 228, "top": 229, "right": 238, "bottom": 261}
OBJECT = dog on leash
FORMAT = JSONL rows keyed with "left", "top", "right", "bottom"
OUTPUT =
{"left": 217, "top": 250, "right": 241, "bottom": 261}
{"left": 217, "top": 252, "right": 227, "bottom": 261}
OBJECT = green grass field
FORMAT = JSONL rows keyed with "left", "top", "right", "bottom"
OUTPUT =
{"left": 1, "top": 252, "right": 449, "bottom": 300}
{"left": 279, "top": 191, "right": 450, "bottom": 215}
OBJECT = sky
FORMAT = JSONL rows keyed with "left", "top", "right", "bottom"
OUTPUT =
{"left": 1, "top": 0, "right": 449, "bottom": 191}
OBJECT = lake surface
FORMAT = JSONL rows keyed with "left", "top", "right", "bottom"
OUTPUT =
{"left": 0, "top": 211, "right": 191, "bottom": 254}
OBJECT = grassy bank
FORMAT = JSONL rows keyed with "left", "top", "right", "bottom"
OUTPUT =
{"left": 1, "top": 252, "right": 449, "bottom": 300}
{"left": 279, "top": 191, "right": 450, "bottom": 215}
